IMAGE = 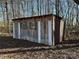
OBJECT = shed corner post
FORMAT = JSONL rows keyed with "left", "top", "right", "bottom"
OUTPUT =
{"left": 38, "top": 21, "right": 41, "bottom": 43}
{"left": 53, "top": 17, "right": 55, "bottom": 46}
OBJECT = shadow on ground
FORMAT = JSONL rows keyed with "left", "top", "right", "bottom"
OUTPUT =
{"left": 0, "top": 36, "right": 47, "bottom": 49}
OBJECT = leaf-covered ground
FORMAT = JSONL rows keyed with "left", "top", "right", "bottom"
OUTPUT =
{"left": 0, "top": 36, "right": 79, "bottom": 59}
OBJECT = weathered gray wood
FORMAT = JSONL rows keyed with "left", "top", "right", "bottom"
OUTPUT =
{"left": 48, "top": 20, "right": 52, "bottom": 45}
{"left": 13, "top": 22, "right": 15, "bottom": 38}
{"left": 38, "top": 21, "right": 41, "bottom": 43}
{"left": 12, "top": 14, "right": 62, "bottom": 45}
{"left": 53, "top": 17, "right": 55, "bottom": 46}
{"left": 60, "top": 20, "right": 64, "bottom": 42}
{"left": 18, "top": 22, "right": 21, "bottom": 39}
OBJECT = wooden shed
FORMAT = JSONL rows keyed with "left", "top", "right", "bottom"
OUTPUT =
{"left": 12, "top": 14, "right": 64, "bottom": 45}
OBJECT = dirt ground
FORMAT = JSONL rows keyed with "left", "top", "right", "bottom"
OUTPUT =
{"left": 0, "top": 36, "right": 79, "bottom": 59}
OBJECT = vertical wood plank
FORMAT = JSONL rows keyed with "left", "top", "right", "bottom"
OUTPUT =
{"left": 38, "top": 21, "right": 41, "bottom": 43}
{"left": 60, "top": 20, "right": 64, "bottom": 42}
{"left": 13, "top": 22, "right": 15, "bottom": 38}
{"left": 48, "top": 20, "right": 52, "bottom": 45}
{"left": 18, "top": 22, "right": 21, "bottom": 39}
{"left": 53, "top": 17, "right": 55, "bottom": 46}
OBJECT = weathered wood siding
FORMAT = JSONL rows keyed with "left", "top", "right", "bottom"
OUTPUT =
{"left": 60, "top": 20, "right": 64, "bottom": 42}
{"left": 12, "top": 14, "right": 64, "bottom": 45}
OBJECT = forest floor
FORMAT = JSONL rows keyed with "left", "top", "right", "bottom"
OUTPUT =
{"left": 0, "top": 36, "right": 79, "bottom": 59}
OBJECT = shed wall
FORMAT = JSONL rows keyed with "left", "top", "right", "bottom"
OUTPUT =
{"left": 13, "top": 15, "right": 64, "bottom": 45}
